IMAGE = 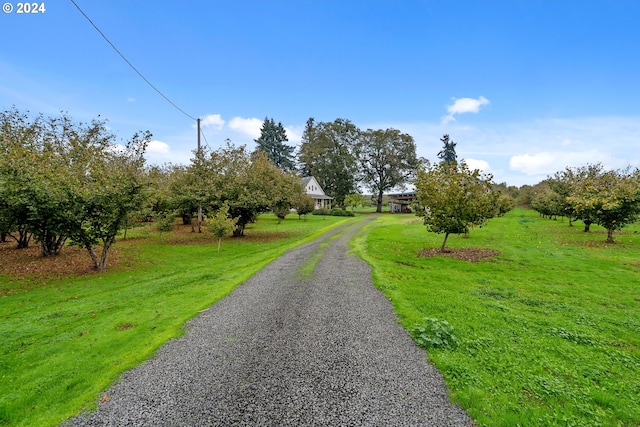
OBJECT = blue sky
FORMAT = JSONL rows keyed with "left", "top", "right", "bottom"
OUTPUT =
{"left": 2, "top": 0, "right": 639, "bottom": 187}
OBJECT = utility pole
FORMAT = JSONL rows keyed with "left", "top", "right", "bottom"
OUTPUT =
{"left": 197, "top": 118, "right": 203, "bottom": 233}
{"left": 197, "top": 118, "right": 201, "bottom": 153}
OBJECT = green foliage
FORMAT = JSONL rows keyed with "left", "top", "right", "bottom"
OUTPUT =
{"left": 410, "top": 317, "right": 458, "bottom": 350}
{"left": 567, "top": 164, "right": 640, "bottom": 242}
{"left": 313, "top": 208, "right": 354, "bottom": 217}
{"left": 175, "top": 142, "right": 305, "bottom": 237}
{"left": 207, "top": 202, "right": 237, "bottom": 251}
{"left": 155, "top": 211, "right": 175, "bottom": 233}
{"left": 344, "top": 193, "right": 365, "bottom": 212}
{"left": 496, "top": 194, "right": 516, "bottom": 216}
{"left": 414, "top": 161, "right": 500, "bottom": 251}
{"left": 353, "top": 210, "right": 640, "bottom": 427}
{"left": 437, "top": 134, "right": 457, "bottom": 165}
{"left": 298, "top": 118, "right": 359, "bottom": 207}
{"left": 253, "top": 117, "right": 296, "bottom": 173}
{"left": 329, "top": 208, "right": 355, "bottom": 217}
{"left": 0, "top": 108, "right": 150, "bottom": 270}
{"left": 354, "top": 128, "right": 422, "bottom": 213}
{"left": 291, "top": 193, "right": 315, "bottom": 220}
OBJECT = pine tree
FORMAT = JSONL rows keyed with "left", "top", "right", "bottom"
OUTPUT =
{"left": 437, "top": 134, "right": 458, "bottom": 165}
{"left": 254, "top": 117, "right": 296, "bottom": 173}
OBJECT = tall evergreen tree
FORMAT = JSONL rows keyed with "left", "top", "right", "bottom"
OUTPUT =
{"left": 254, "top": 117, "right": 295, "bottom": 173}
{"left": 437, "top": 134, "right": 458, "bottom": 165}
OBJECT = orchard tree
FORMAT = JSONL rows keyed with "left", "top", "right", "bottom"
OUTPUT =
{"left": 548, "top": 168, "right": 581, "bottom": 225}
{"left": 291, "top": 192, "right": 315, "bottom": 220}
{"left": 414, "top": 161, "right": 499, "bottom": 252}
{"left": 0, "top": 107, "right": 151, "bottom": 268}
{"left": 207, "top": 202, "right": 237, "bottom": 252}
{"left": 70, "top": 131, "right": 151, "bottom": 270}
{"left": 530, "top": 181, "right": 564, "bottom": 219}
{"left": 437, "top": 134, "right": 458, "bottom": 165}
{"left": 355, "top": 128, "right": 422, "bottom": 213}
{"left": 204, "top": 142, "right": 304, "bottom": 236}
{"left": 344, "top": 193, "right": 365, "bottom": 212}
{"left": 254, "top": 117, "right": 296, "bottom": 173}
{"left": 566, "top": 164, "right": 604, "bottom": 232}
{"left": 0, "top": 107, "right": 41, "bottom": 249}
{"left": 567, "top": 165, "right": 640, "bottom": 243}
{"left": 298, "top": 118, "right": 359, "bottom": 208}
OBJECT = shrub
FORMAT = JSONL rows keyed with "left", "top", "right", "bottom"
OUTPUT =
{"left": 410, "top": 317, "right": 458, "bottom": 350}
{"left": 156, "top": 211, "right": 176, "bottom": 233}
{"left": 329, "top": 208, "right": 351, "bottom": 216}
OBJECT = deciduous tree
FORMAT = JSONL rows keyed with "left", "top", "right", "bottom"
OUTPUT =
{"left": 414, "top": 162, "right": 499, "bottom": 252}
{"left": 207, "top": 202, "right": 237, "bottom": 252}
{"left": 298, "top": 118, "right": 359, "bottom": 208}
{"left": 291, "top": 192, "right": 315, "bottom": 220}
{"left": 344, "top": 193, "right": 365, "bottom": 212}
{"left": 355, "top": 128, "right": 421, "bottom": 213}
{"left": 70, "top": 131, "right": 151, "bottom": 270}
{"left": 567, "top": 165, "right": 640, "bottom": 243}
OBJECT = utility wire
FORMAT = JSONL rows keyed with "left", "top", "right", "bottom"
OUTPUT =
{"left": 69, "top": 0, "right": 197, "bottom": 122}
{"left": 199, "top": 128, "right": 212, "bottom": 151}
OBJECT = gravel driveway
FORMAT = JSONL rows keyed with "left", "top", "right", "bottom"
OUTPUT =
{"left": 64, "top": 216, "right": 474, "bottom": 426}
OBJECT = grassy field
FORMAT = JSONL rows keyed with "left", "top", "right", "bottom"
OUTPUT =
{"left": 353, "top": 208, "right": 640, "bottom": 427}
{"left": 2, "top": 208, "right": 639, "bottom": 426}
{"left": 0, "top": 214, "right": 351, "bottom": 427}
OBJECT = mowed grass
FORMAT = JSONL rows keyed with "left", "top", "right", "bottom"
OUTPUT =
{"left": 0, "top": 214, "right": 351, "bottom": 427}
{"left": 353, "top": 208, "right": 640, "bottom": 427}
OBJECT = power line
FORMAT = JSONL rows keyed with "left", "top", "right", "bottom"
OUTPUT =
{"left": 199, "top": 128, "right": 212, "bottom": 152}
{"left": 69, "top": 0, "right": 197, "bottom": 122}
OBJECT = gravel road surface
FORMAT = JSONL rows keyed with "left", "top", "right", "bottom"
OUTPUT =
{"left": 64, "top": 217, "right": 474, "bottom": 426}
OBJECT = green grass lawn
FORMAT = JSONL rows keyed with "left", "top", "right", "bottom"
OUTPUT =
{"left": 353, "top": 208, "right": 640, "bottom": 427}
{"left": 0, "top": 214, "right": 352, "bottom": 427}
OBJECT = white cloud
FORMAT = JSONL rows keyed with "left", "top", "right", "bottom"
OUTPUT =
{"left": 143, "top": 139, "right": 192, "bottom": 165}
{"left": 147, "top": 139, "right": 171, "bottom": 155}
{"left": 464, "top": 158, "right": 491, "bottom": 174}
{"left": 127, "top": 97, "right": 136, "bottom": 103}
{"left": 442, "top": 96, "right": 490, "bottom": 124}
{"left": 285, "top": 125, "right": 304, "bottom": 144}
{"left": 228, "top": 117, "right": 263, "bottom": 139}
{"left": 199, "top": 113, "right": 225, "bottom": 130}
{"left": 367, "top": 115, "right": 640, "bottom": 187}
{"left": 509, "top": 150, "right": 615, "bottom": 177}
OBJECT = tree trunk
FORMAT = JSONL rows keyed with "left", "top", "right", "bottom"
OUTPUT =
{"left": 583, "top": 221, "right": 591, "bottom": 232}
{"left": 606, "top": 228, "right": 615, "bottom": 243}
{"left": 99, "top": 244, "right": 110, "bottom": 270}
{"left": 86, "top": 245, "right": 100, "bottom": 270}
{"left": 13, "top": 227, "right": 31, "bottom": 249}
{"left": 440, "top": 232, "right": 450, "bottom": 252}
{"left": 39, "top": 231, "right": 67, "bottom": 257}
{"left": 232, "top": 223, "right": 245, "bottom": 237}
{"left": 0, "top": 232, "right": 6, "bottom": 243}
{"left": 376, "top": 190, "right": 383, "bottom": 213}
{"left": 181, "top": 212, "right": 192, "bottom": 225}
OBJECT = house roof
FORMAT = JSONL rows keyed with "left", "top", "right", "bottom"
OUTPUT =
{"left": 301, "top": 176, "right": 312, "bottom": 186}
{"left": 308, "top": 194, "right": 333, "bottom": 200}
{"left": 388, "top": 191, "right": 416, "bottom": 201}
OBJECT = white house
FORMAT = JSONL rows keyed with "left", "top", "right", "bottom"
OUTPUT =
{"left": 301, "top": 176, "right": 332, "bottom": 209}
